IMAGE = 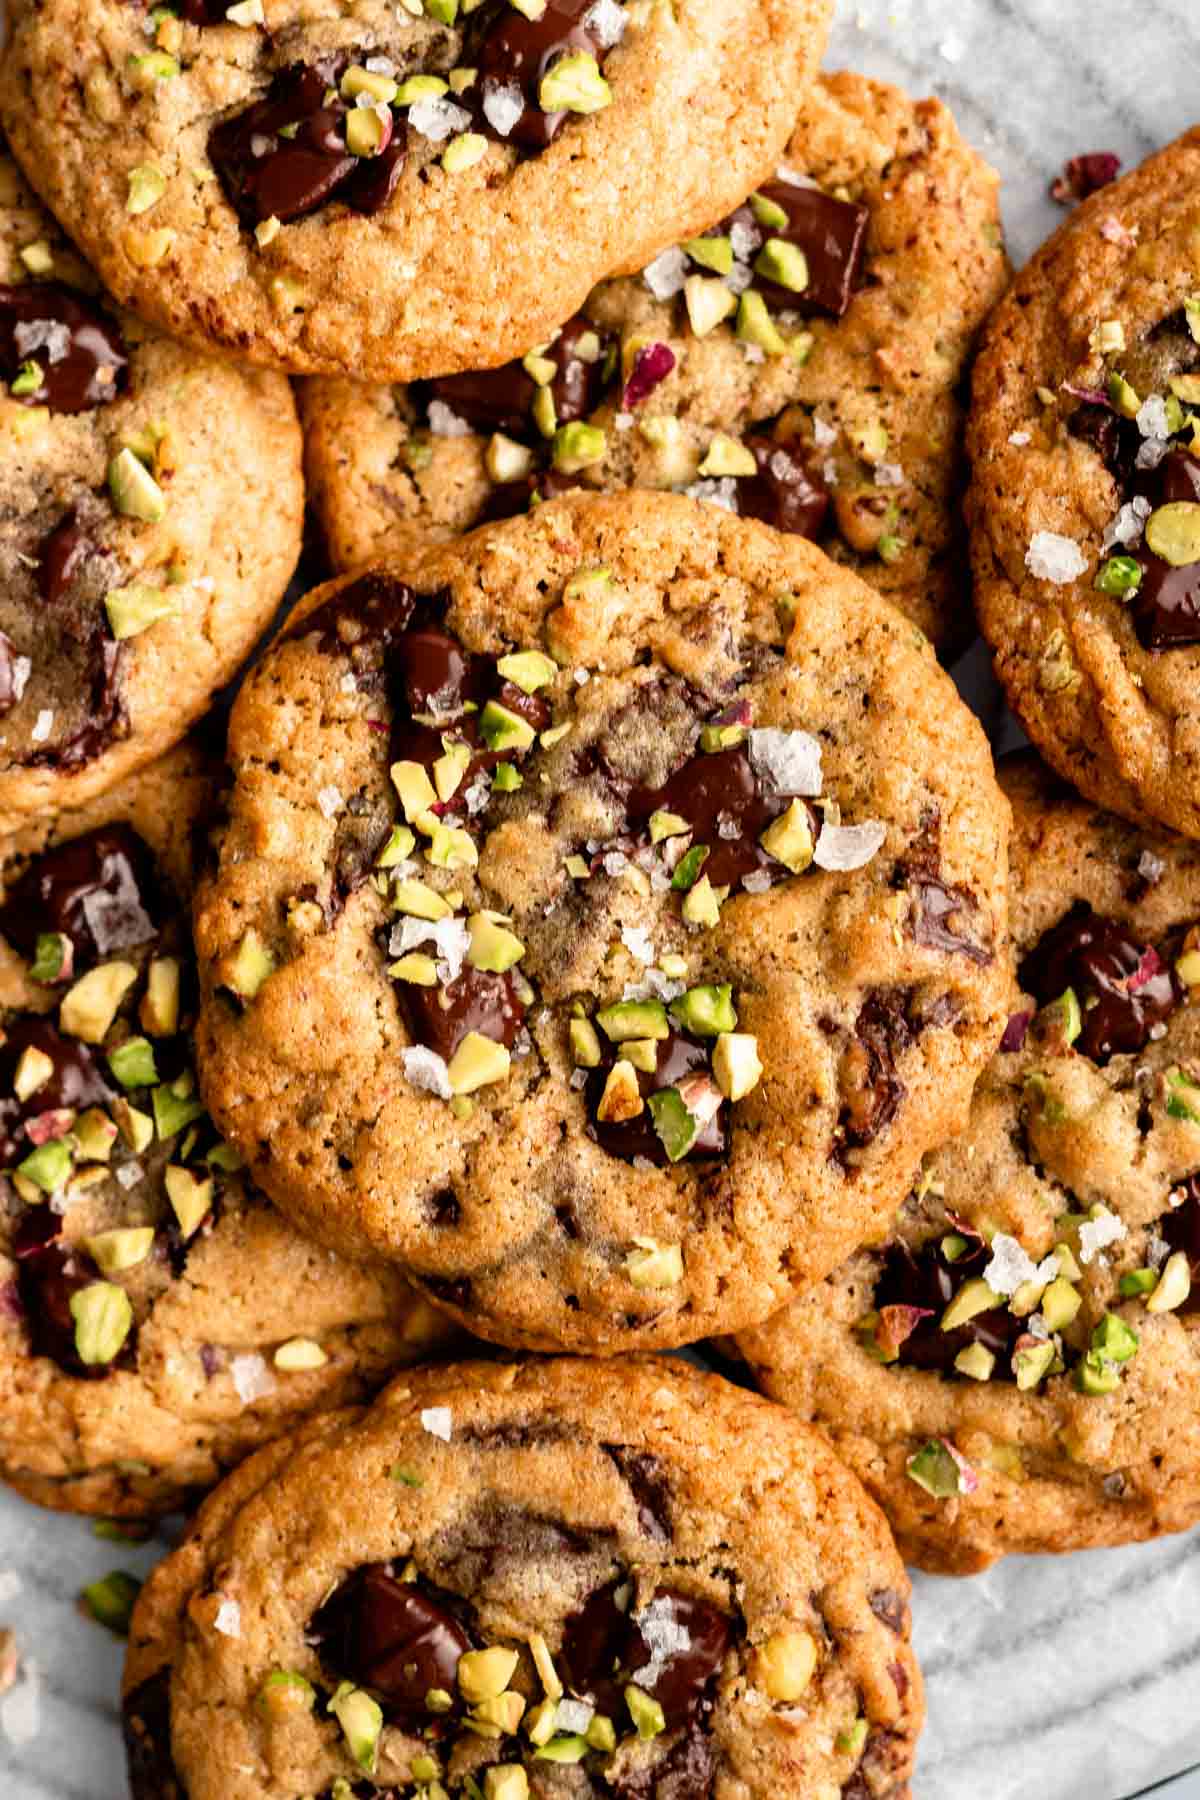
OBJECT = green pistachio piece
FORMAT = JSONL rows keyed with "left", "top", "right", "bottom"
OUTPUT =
{"left": 74, "top": 1108, "right": 118, "bottom": 1161}
{"left": 1166, "top": 1067, "right": 1200, "bottom": 1123}
{"left": 646, "top": 1088, "right": 700, "bottom": 1162}
{"left": 1013, "top": 1339, "right": 1056, "bottom": 1391}
{"left": 108, "top": 1037, "right": 158, "bottom": 1090}
{"left": 538, "top": 50, "right": 611, "bottom": 114}
{"left": 596, "top": 1059, "right": 643, "bottom": 1123}
{"left": 164, "top": 1165, "right": 213, "bottom": 1237}
{"left": 391, "top": 759, "right": 438, "bottom": 820}
{"left": 698, "top": 432, "right": 756, "bottom": 478}
{"left": 736, "top": 290, "right": 788, "bottom": 354}
{"left": 905, "top": 1440, "right": 964, "bottom": 1498}
{"left": 670, "top": 983, "right": 736, "bottom": 1037}
{"left": 569, "top": 1017, "right": 603, "bottom": 1067}
{"left": 1075, "top": 1353, "right": 1120, "bottom": 1396}
{"left": 623, "top": 1037, "right": 659, "bottom": 1074}
{"left": 18, "top": 1136, "right": 75, "bottom": 1194}
{"left": 377, "top": 825, "right": 416, "bottom": 869}
{"left": 30, "top": 932, "right": 70, "bottom": 983}
{"left": 128, "top": 50, "right": 180, "bottom": 85}
{"left": 596, "top": 999, "right": 669, "bottom": 1042}
{"left": 760, "top": 800, "right": 814, "bottom": 873}
{"left": 649, "top": 809, "right": 690, "bottom": 844}
{"left": 1094, "top": 554, "right": 1142, "bottom": 597}
{"left": 1119, "top": 1267, "right": 1158, "bottom": 1298}
{"left": 682, "top": 273, "right": 737, "bottom": 338}
{"left": 480, "top": 699, "right": 537, "bottom": 752}
{"left": 467, "top": 913, "right": 525, "bottom": 973}
{"left": 836, "top": 1718, "right": 870, "bottom": 1758}
{"left": 443, "top": 132, "right": 488, "bottom": 173}
{"left": 954, "top": 1341, "right": 996, "bottom": 1381}
{"left": 61, "top": 961, "right": 139, "bottom": 1043}
{"left": 497, "top": 649, "right": 557, "bottom": 693}
{"left": 425, "top": 0, "right": 459, "bottom": 20}
{"left": 226, "top": 930, "right": 275, "bottom": 1001}
{"left": 749, "top": 191, "right": 789, "bottom": 230}
{"left": 126, "top": 164, "right": 166, "bottom": 215}
{"left": 432, "top": 738, "right": 472, "bottom": 803}
{"left": 1145, "top": 502, "right": 1200, "bottom": 567}
{"left": 1091, "top": 1312, "right": 1139, "bottom": 1363}
{"left": 9, "top": 360, "right": 42, "bottom": 397}
{"left": 257, "top": 1670, "right": 317, "bottom": 1717}
{"left": 493, "top": 764, "right": 523, "bottom": 793}
{"left": 393, "top": 879, "right": 453, "bottom": 921}
{"left": 754, "top": 237, "right": 809, "bottom": 292}
{"left": 446, "top": 1032, "right": 511, "bottom": 1095}
{"left": 680, "top": 873, "right": 724, "bottom": 927}
{"left": 341, "top": 65, "right": 399, "bottom": 103}
{"left": 1106, "top": 371, "right": 1140, "bottom": 417}
{"left": 552, "top": 421, "right": 606, "bottom": 473}
{"left": 941, "top": 1232, "right": 969, "bottom": 1263}
{"left": 70, "top": 1282, "right": 134, "bottom": 1366}
{"left": 85, "top": 1227, "right": 156, "bottom": 1276}
{"left": 670, "top": 843, "right": 710, "bottom": 891}
{"left": 586, "top": 1714, "right": 617, "bottom": 1752}
{"left": 108, "top": 447, "right": 167, "bottom": 523}
{"left": 345, "top": 108, "right": 390, "bottom": 157}
{"left": 939, "top": 1277, "right": 999, "bottom": 1331}
{"left": 81, "top": 1571, "right": 141, "bottom": 1636}
{"left": 625, "top": 1684, "right": 666, "bottom": 1740}
{"left": 1146, "top": 1248, "right": 1192, "bottom": 1313}
{"left": 395, "top": 73, "right": 450, "bottom": 103}
{"left": 682, "top": 234, "right": 734, "bottom": 275}
{"left": 532, "top": 384, "right": 558, "bottom": 438}
{"left": 712, "top": 1032, "right": 761, "bottom": 1101}
{"left": 533, "top": 1735, "right": 589, "bottom": 1764}
{"left": 330, "top": 1682, "right": 383, "bottom": 1774}
{"left": 1046, "top": 986, "right": 1082, "bottom": 1046}
{"left": 152, "top": 1079, "right": 205, "bottom": 1141}
{"left": 523, "top": 351, "right": 558, "bottom": 386}
{"left": 390, "top": 953, "right": 439, "bottom": 985}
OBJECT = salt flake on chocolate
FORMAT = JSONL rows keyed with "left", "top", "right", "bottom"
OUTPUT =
{"left": 1136, "top": 394, "right": 1170, "bottom": 440}
{"left": 408, "top": 96, "right": 472, "bottom": 143}
{"left": 748, "top": 727, "right": 823, "bottom": 797}
{"left": 393, "top": 916, "right": 470, "bottom": 981}
{"left": 1025, "top": 530, "right": 1087, "bottom": 584}
{"left": 642, "top": 247, "right": 690, "bottom": 301}
{"left": 814, "top": 819, "right": 886, "bottom": 871}
{"left": 482, "top": 83, "right": 524, "bottom": 138}
{"left": 1101, "top": 495, "right": 1151, "bottom": 551}
{"left": 583, "top": 0, "right": 626, "bottom": 48}
{"left": 634, "top": 1595, "right": 692, "bottom": 1686}
{"left": 400, "top": 1046, "right": 453, "bottom": 1100}
{"left": 982, "top": 1233, "right": 1057, "bottom": 1298}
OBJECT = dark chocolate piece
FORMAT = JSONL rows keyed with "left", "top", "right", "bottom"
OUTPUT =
{"left": 1019, "top": 902, "right": 1179, "bottom": 1060}
{"left": 0, "top": 282, "right": 129, "bottom": 413}
{"left": 0, "top": 823, "right": 162, "bottom": 974}
{"left": 873, "top": 1237, "right": 1022, "bottom": 1377}
{"left": 586, "top": 1028, "right": 725, "bottom": 1165}
{"left": 310, "top": 1565, "right": 473, "bottom": 1719}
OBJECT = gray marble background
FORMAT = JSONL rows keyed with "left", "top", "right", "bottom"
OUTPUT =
{"left": 2, "top": 0, "right": 1200, "bottom": 1795}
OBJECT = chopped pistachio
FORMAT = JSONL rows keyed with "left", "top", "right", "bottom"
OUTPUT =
{"left": 1094, "top": 554, "right": 1142, "bottom": 597}
{"left": 74, "top": 1108, "right": 118, "bottom": 1162}
{"left": 18, "top": 1137, "right": 74, "bottom": 1194}
{"left": 939, "top": 1276, "right": 1000, "bottom": 1331}
{"left": 626, "top": 1235, "right": 684, "bottom": 1286}
{"left": 480, "top": 700, "right": 537, "bottom": 753}
{"left": 85, "top": 1228, "right": 156, "bottom": 1277}
{"left": 754, "top": 238, "right": 809, "bottom": 292}
{"left": 1013, "top": 1339, "right": 1056, "bottom": 1391}
{"left": 446, "top": 1033, "right": 511, "bottom": 1095}
{"left": 538, "top": 51, "right": 611, "bottom": 114}
{"left": 395, "top": 72, "right": 450, "bottom": 104}
{"left": 1040, "top": 1274, "right": 1081, "bottom": 1331}
{"left": 164, "top": 1165, "right": 213, "bottom": 1237}
{"left": 458, "top": 1647, "right": 520, "bottom": 1704}
{"left": 760, "top": 799, "right": 814, "bottom": 872}
{"left": 905, "top": 1440, "right": 965, "bottom": 1498}
{"left": 1146, "top": 1249, "right": 1192, "bottom": 1313}
{"left": 340, "top": 65, "right": 400, "bottom": 104}
{"left": 393, "top": 879, "right": 453, "bottom": 921}
{"left": 126, "top": 164, "right": 166, "bottom": 215}
{"left": 152, "top": 1078, "right": 205, "bottom": 1141}
{"left": 61, "top": 961, "right": 138, "bottom": 1043}
{"left": 29, "top": 932, "right": 70, "bottom": 984}
{"left": 670, "top": 983, "right": 736, "bottom": 1037}
{"left": 108, "top": 1037, "right": 158, "bottom": 1090}
{"left": 330, "top": 1682, "right": 382, "bottom": 1774}
{"left": 596, "top": 999, "right": 669, "bottom": 1042}
{"left": 569, "top": 1017, "right": 603, "bottom": 1067}
{"left": 754, "top": 1630, "right": 817, "bottom": 1702}
{"left": 70, "top": 1282, "right": 134, "bottom": 1366}
{"left": 443, "top": 132, "right": 488, "bottom": 174}
{"left": 391, "top": 759, "right": 438, "bottom": 820}
{"left": 682, "top": 234, "right": 733, "bottom": 274}
{"left": 497, "top": 649, "right": 557, "bottom": 693}
{"left": 749, "top": 191, "right": 789, "bottom": 230}
{"left": 698, "top": 432, "right": 756, "bottom": 478}
{"left": 646, "top": 1089, "right": 699, "bottom": 1163}
{"left": 226, "top": 930, "right": 275, "bottom": 1001}
{"left": 737, "top": 289, "right": 787, "bottom": 354}
{"left": 712, "top": 1032, "right": 761, "bottom": 1101}
{"left": 681, "top": 874, "right": 724, "bottom": 928}
{"left": 670, "top": 843, "right": 709, "bottom": 891}
{"left": 81, "top": 1570, "right": 141, "bottom": 1636}
{"left": 596, "top": 1060, "right": 643, "bottom": 1123}
{"left": 625, "top": 1684, "right": 665, "bottom": 1739}
{"left": 108, "top": 447, "right": 167, "bottom": 523}
{"left": 273, "top": 1336, "right": 328, "bottom": 1371}
{"left": 13, "top": 1044, "right": 54, "bottom": 1102}
{"left": 257, "top": 1670, "right": 316, "bottom": 1718}
{"left": 390, "top": 952, "right": 439, "bottom": 986}
{"left": 954, "top": 1342, "right": 996, "bottom": 1381}
{"left": 529, "top": 1632, "right": 563, "bottom": 1700}
{"left": 684, "top": 274, "right": 737, "bottom": 338}
{"left": 1146, "top": 502, "right": 1200, "bottom": 567}
{"left": 140, "top": 957, "right": 182, "bottom": 1036}
{"left": 553, "top": 421, "right": 607, "bottom": 473}
{"left": 533, "top": 1735, "right": 589, "bottom": 1764}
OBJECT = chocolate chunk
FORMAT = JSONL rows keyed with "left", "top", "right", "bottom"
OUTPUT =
{"left": 1133, "top": 450, "right": 1200, "bottom": 648}
{"left": 873, "top": 1237, "right": 1022, "bottom": 1376}
{"left": 627, "top": 744, "right": 790, "bottom": 890}
{"left": 0, "top": 282, "right": 129, "bottom": 413}
{"left": 472, "top": 0, "right": 614, "bottom": 150}
{"left": 122, "top": 1672, "right": 183, "bottom": 1800}
{"left": 1050, "top": 151, "right": 1121, "bottom": 204}
{"left": 737, "top": 434, "right": 830, "bottom": 540}
{"left": 602, "top": 1444, "right": 672, "bottom": 1542}
{"left": 0, "top": 823, "right": 162, "bottom": 973}
{"left": 894, "top": 811, "right": 991, "bottom": 964}
{"left": 395, "top": 964, "right": 525, "bottom": 1063}
{"left": 421, "top": 1273, "right": 473, "bottom": 1309}
{"left": 208, "top": 61, "right": 407, "bottom": 227}
{"left": 587, "top": 1028, "right": 726, "bottom": 1166}
{"left": 837, "top": 991, "right": 913, "bottom": 1156}
{"left": 0, "top": 632, "right": 30, "bottom": 717}
{"left": 310, "top": 1566, "right": 472, "bottom": 1719}
{"left": 24, "top": 628, "right": 129, "bottom": 773}
{"left": 562, "top": 1579, "right": 730, "bottom": 1728}
{"left": 428, "top": 312, "right": 613, "bottom": 438}
{"left": 1068, "top": 397, "right": 1140, "bottom": 486}
{"left": 37, "top": 509, "right": 96, "bottom": 605}
{"left": 1160, "top": 1176, "right": 1200, "bottom": 1314}
{"left": 608, "top": 1723, "right": 716, "bottom": 1799}
{"left": 733, "top": 182, "right": 869, "bottom": 319}
{"left": 12, "top": 1208, "right": 122, "bottom": 1379}
{"left": 307, "top": 572, "right": 419, "bottom": 674}
{"left": 868, "top": 1588, "right": 908, "bottom": 1635}
{"left": 1019, "top": 902, "right": 1179, "bottom": 1060}
{"left": 0, "top": 1017, "right": 115, "bottom": 1166}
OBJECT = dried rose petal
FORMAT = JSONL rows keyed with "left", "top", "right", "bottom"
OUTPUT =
{"left": 1000, "top": 1010, "right": 1032, "bottom": 1053}
{"left": 875, "top": 1303, "right": 934, "bottom": 1357}
{"left": 1062, "top": 381, "right": 1112, "bottom": 409}
{"left": 25, "top": 1109, "right": 77, "bottom": 1148}
{"left": 1050, "top": 152, "right": 1121, "bottom": 205}
{"left": 621, "top": 342, "right": 676, "bottom": 410}
{"left": 939, "top": 1436, "right": 980, "bottom": 1494}
{"left": 1126, "top": 945, "right": 1163, "bottom": 992}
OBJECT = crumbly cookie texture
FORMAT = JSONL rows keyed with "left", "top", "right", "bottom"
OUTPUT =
{"left": 0, "top": 0, "right": 830, "bottom": 381}
{"left": 192, "top": 492, "right": 1010, "bottom": 1354}
{"left": 121, "top": 1358, "right": 924, "bottom": 1800}
{"left": 969, "top": 125, "right": 1200, "bottom": 838}
{"left": 301, "top": 70, "right": 1006, "bottom": 651}
{"left": 740, "top": 753, "right": 1200, "bottom": 1574}
{"left": 0, "top": 144, "right": 303, "bottom": 829}
{"left": 0, "top": 744, "right": 455, "bottom": 1519}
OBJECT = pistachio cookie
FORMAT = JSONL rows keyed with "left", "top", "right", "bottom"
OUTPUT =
{"left": 0, "top": 142, "right": 302, "bottom": 829}
{"left": 969, "top": 125, "right": 1200, "bottom": 838}
{"left": 192, "top": 492, "right": 1009, "bottom": 1353}
{"left": 301, "top": 72, "right": 1005, "bottom": 651}
{"left": 122, "top": 1356, "right": 924, "bottom": 1800}
{"left": 739, "top": 753, "right": 1200, "bottom": 1573}
{"left": 0, "top": 0, "right": 829, "bottom": 382}
{"left": 0, "top": 743, "right": 455, "bottom": 1519}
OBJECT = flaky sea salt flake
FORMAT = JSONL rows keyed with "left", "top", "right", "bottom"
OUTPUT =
{"left": 814, "top": 819, "right": 886, "bottom": 871}
{"left": 1025, "top": 530, "right": 1087, "bottom": 584}
{"left": 231, "top": 1354, "right": 277, "bottom": 1405}
{"left": 748, "top": 727, "right": 823, "bottom": 797}
{"left": 421, "top": 1405, "right": 453, "bottom": 1441}
{"left": 400, "top": 1046, "right": 453, "bottom": 1099}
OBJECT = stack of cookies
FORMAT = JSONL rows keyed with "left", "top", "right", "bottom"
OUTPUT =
{"left": 0, "top": 1, "right": 1195, "bottom": 1795}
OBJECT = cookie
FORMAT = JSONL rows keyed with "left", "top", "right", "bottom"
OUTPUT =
{"left": 121, "top": 1356, "right": 924, "bottom": 1800}
{"left": 301, "top": 71, "right": 1006, "bottom": 652}
{"left": 0, "top": 743, "right": 455, "bottom": 1519}
{"left": 739, "top": 753, "right": 1200, "bottom": 1573}
{"left": 0, "top": 0, "right": 830, "bottom": 382}
{"left": 192, "top": 492, "right": 1010, "bottom": 1353}
{"left": 969, "top": 125, "right": 1200, "bottom": 838}
{"left": 0, "top": 142, "right": 303, "bottom": 829}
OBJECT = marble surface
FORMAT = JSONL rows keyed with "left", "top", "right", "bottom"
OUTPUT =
{"left": 3, "top": 0, "right": 1200, "bottom": 1796}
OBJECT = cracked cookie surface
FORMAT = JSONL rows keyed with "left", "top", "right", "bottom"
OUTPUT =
{"left": 193, "top": 492, "right": 1009, "bottom": 1353}
{"left": 969, "top": 125, "right": 1200, "bottom": 837}
{"left": 301, "top": 71, "right": 1006, "bottom": 652}
{"left": 739, "top": 754, "right": 1200, "bottom": 1573}
{"left": 121, "top": 1357, "right": 924, "bottom": 1800}
{"left": 0, "top": 0, "right": 829, "bottom": 380}
{"left": 0, "top": 743, "right": 455, "bottom": 1519}
{"left": 0, "top": 143, "right": 302, "bottom": 829}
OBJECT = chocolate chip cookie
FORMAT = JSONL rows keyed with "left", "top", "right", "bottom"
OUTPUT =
{"left": 740, "top": 753, "right": 1200, "bottom": 1573}
{"left": 0, "top": 141, "right": 303, "bottom": 829}
{"left": 969, "top": 125, "right": 1200, "bottom": 837}
{"left": 0, "top": 743, "right": 455, "bottom": 1519}
{"left": 121, "top": 1356, "right": 924, "bottom": 1800}
{"left": 0, "top": 0, "right": 830, "bottom": 382}
{"left": 301, "top": 71, "right": 1006, "bottom": 652}
{"left": 192, "top": 492, "right": 1010, "bottom": 1354}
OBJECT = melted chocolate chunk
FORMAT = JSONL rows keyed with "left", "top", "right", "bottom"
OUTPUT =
{"left": 1133, "top": 450, "right": 1200, "bottom": 648}
{"left": 427, "top": 313, "right": 613, "bottom": 438}
{"left": 873, "top": 1237, "right": 1022, "bottom": 1376}
{"left": 737, "top": 435, "right": 830, "bottom": 540}
{"left": 0, "top": 823, "right": 162, "bottom": 974}
{"left": 311, "top": 1566, "right": 472, "bottom": 1718}
{"left": 730, "top": 182, "right": 869, "bottom": 320}
{"left": 627, "top": 745, "right": 792, "bottom": 891}
{"left": 1051, "top": 151, "right": 1121, "bottom": 204}
{"left": 837, "top": 990, "right": 913, "bottom": 1157}
{"left": 609, "top": 1723, "right": 717, "bottom": 1800}
{"left": 868, "top": 1588, "right": 908, "bottom": 1635}
{"left": 0, "top": 1017, "right": 115, "bottom": 1166}
{"left": 1019, "top": 902, "right": 1179, "bottom": 1060}
{"left": 396, "top": 965, "right": 525, "bottom": 1063}
{"left": 0, "top": 282, "right": 129, "bottom": 413}
{"left": 24, "top": 626, "right": 128, "bottom": 773}
{"left": 37, "top": 509, "right": 96, "bottom": 605}
{"left": 895, "top": 816, "right": 990, "bottom": 965}
{"left": 602, "top": 1444, "right": 672, "bottom": 1542}
{"left": 12, "top": 1207, "right": 124, "bottom": 1378}
{"left": 208, "top": 60, "right": 407, "bottom": 227}
{"left": 1161, "top": 1177, "right": 1200, "bottom": 1314}
{"left": 587, "top": 1028, "right": 726, "bottom": 1166}
{"left": 122, "top": 1672, "right": 183, "bottom": 1800}
{"left": 472, "top": 0, "right": 615, "bottom": 150}
{"left": 562, "top": 1580, "right": 731, "bottom": 1726}
{"left": 307, "top": 572, "right": 419, "bottom": 674}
